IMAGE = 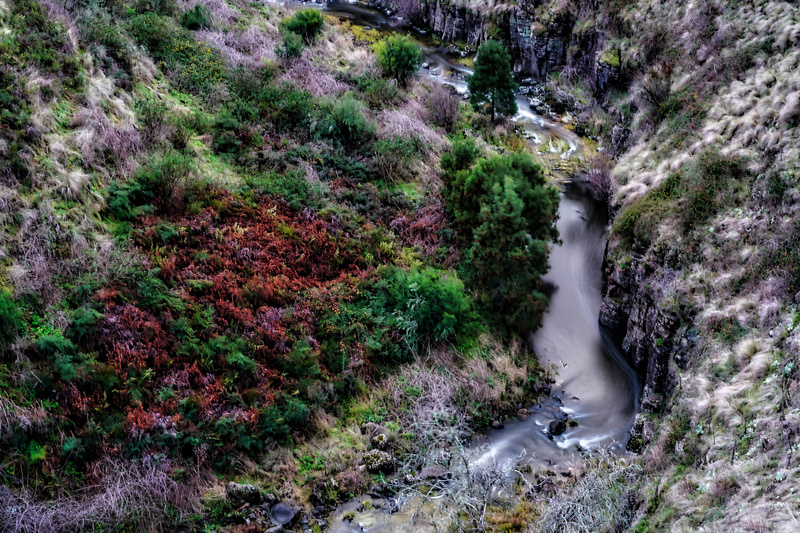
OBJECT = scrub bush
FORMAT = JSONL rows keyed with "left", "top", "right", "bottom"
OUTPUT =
{"left": 0, "top": 290, "right": 23, "bottom": 347}
{"left": 282, "top": 9, "right": 325, "bottom": 45}
{"left": 180, "top": 4, "right": 212, "bottom": 31}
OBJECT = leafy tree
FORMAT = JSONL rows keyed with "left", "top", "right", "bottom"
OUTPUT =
{"left": 374, "top": 35, "right": 423, "bottom": 87}
{"left": 444, "top": 151, "right": 559, "bottom": 333}
{"left": 282, "top": 8, "right": 324, "bottom": 45}
{"left": 467, "top": 40, "right": 518, "bottom": 120}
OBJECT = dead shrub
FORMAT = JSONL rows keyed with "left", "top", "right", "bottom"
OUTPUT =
{"left": 426, "top": 83, "right": 461, "bottom": 132}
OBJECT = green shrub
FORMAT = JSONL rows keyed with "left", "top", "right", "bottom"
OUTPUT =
{"left": 313, "top": 95, "right": 374, "bottom": 149}
{"left": 0, "top": 290, "right": 23, "bottom": 347}
{"left": 372, "top": 136, "right": 422, "bottom": 182}
{"left": 613, "top": 173, "right": 680, "bottom": 246}
{"left": 68, "top": 308, "right": 104, "bottom": 343}
{"left": 138, "top": 150, "right": 195, "bottom": 200}
{"left": 277, "top": 31, "right": 304, "bottom": 58}
{"left": 180, "top": 4, "right": 212, "bottom": 31}
{"left": 353, "top": 74, "right": 402, "bottom": 109}
{"left": 374, "top": 35, "right": 423, "bottom": 87}
{"left": 681, "top": 149, "right": 745, "bottom": 231}
{"left": 255, "top": 83, "right": 314, "bottom": 133}
{"left": 282, "top": 9, "right": 324, "bottom": 44}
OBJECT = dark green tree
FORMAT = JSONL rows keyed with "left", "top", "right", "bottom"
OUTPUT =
{"left": 375, "top": 35, "right": 423, "bottom": 87}
{"left": 444, "top": 150, "right": 559, "bottom": 333}
{"left": 467, "top": 40, "right": 518, "bottom": 120}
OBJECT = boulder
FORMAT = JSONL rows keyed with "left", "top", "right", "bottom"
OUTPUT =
{"left": 226, "top": 482, "right": 261, "bottom": 505}
{"left": 271, "top": 501, "right": 299, "bottom": 526}
{"left": 363, "top": 449, "right": 393, "bottom": 473}
{"left": 548, "top": 420, "right": 566, "bottom": 436}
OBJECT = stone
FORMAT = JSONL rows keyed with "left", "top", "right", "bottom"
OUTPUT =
{"left": 265, "top": 526, "right": 283, "bottom": 533}
{"left": 226, "top": 482, "right": 261, "bottom": 505}
{"left": 491, "top": 420, "right": 504, "bottom": 430}
{"left": 371, "top": 433, "right": 388, "bottom": 450}
{"left": 517, "top": 408, "right": 530, "bottom": 419}
{"left": 420, "top": 466, "right": 449, "bottom": 480}
{"left": 548, "top": 420, "right": 567, "bottom": 436}
{"left": 363, "top": 449, "right": 393, "bottom": 473}
{"left": 271, "top": 502, "right": 299, "bottom": 526}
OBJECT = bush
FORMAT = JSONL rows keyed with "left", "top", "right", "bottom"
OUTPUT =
{"left": 372, "top": 136, "right": 421, "bottom": 182}
{"left": 376, "top": 267, "right": 476, "bottom": 351}
{"left": 374, "top": 35, "right": 423, "bottom": 87}
{"left": 180, "top": 4, "right": 212, "bottom": 31}
{"left": 0, "top": 290, "right": 23, "bottom": 347}
{"left": 313, "top": 95, "right": 374, "bottom": 149}
{"left": 282, "top": 9, "right": 324, "bottom": 45}
{"left": 277, "top": 31, "right": 304, "bottom": 58}
{"left": 353, "top": 74, "right": 402, "bottom": 109}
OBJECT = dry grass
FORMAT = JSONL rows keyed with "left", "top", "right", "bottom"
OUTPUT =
{"left": 0, "top": 458, "right": 200, "bottom": 533}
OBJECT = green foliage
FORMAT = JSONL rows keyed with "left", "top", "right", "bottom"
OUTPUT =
{"left": 278, "top": 31, "right": 305, "bottom": 58}
{"left": 0, "top": 290, "right": 23, "bottom": 347}
{"left": 128, "top": 13, "right": 227, "bottom": 93}
{"left": 2, "top": 0, "right": 85, "bottom": 89}
{"left": 109, "top": 150, "right": 194, "bottom": 217}
{"left": 180, "top": 4, "right": 212, "bottom": 31}
{"left": 613, "top": 173, "right": 680, "bottom": 246}
{"left": 374, "top": 35, "right": 423, "bottom": 87}
{"left": 245, "top": 169, "right": 313, "bottom": 210}
{"left": 282, "top": 9, "right": 325, "bottom": 45}
{"left": 444, "top": 152, "right": 559, "bottom": 333}
{"left": 353, "top": 74, "right": 402, "bottom": 109}
{"left": 372, "top": 136, "right": 422, "bottom": 182}
{"left": 68, "top": 308, "right": 105, "bottom": 343}
{"left": 374, "top": 267, "right": 477, "bottom": 351}
{"left": 615, "top": 150, "right": 746, "bottom": 246}
{"left": 467, "top": 41, "right": 518, "bottom": 120}
{"left": 313, "top": 95, "right": 374, "bottom": 149}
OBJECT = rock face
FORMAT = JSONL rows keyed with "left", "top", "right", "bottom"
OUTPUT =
{"left": 377, "top": 0, "right": 621, "bottom": 87}
{"left": 599, "top": 248, "right": 681, "bottom": 407}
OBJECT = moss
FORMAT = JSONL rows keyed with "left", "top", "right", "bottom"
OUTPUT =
{"left": 599, "top": 48, "right": 621, "bottom": 68}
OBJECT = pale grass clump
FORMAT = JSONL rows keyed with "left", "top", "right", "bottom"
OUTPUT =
{"left": 0, "top": 458, "right": 199, "bottom": 533}
{"left": 278, "top": 56, "right": 349, "bottom": 98}
{"left": 533, "top": 452, "right": 641, "bottom": 533}
{"left": 196, "top": 26, "right": 278, "bottom": 68}
{"left": 0, "top": 395, "right": 49, "bottom": 439}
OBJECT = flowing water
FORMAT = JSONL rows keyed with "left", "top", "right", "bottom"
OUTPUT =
{"left": 277, "top": 2, "right": 641, "bottom": 529}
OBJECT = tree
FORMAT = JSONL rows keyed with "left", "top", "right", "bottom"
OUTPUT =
{"left": 467, "top": 40, "right": 518, "bottom": 120}
{"left": 375, "top": 35, "right": 423, "bottom": 87}
{"left": 443, "top": 150, "right": 560, "bottom": 333}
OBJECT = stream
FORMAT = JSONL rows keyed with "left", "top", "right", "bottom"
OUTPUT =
{"left": 278, "top": 2, "right": 641, "bottom": 529}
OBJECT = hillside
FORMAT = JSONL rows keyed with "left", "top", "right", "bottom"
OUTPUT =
{"left": 0, "top": 0, "right": 564, "bottom": 531}
{"left": 2, "top": 0, "right": 800, "bottom": 531}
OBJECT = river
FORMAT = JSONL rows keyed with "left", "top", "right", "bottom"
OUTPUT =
{"left": 279, "top": 2, "right": 641, "bottom": 530}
